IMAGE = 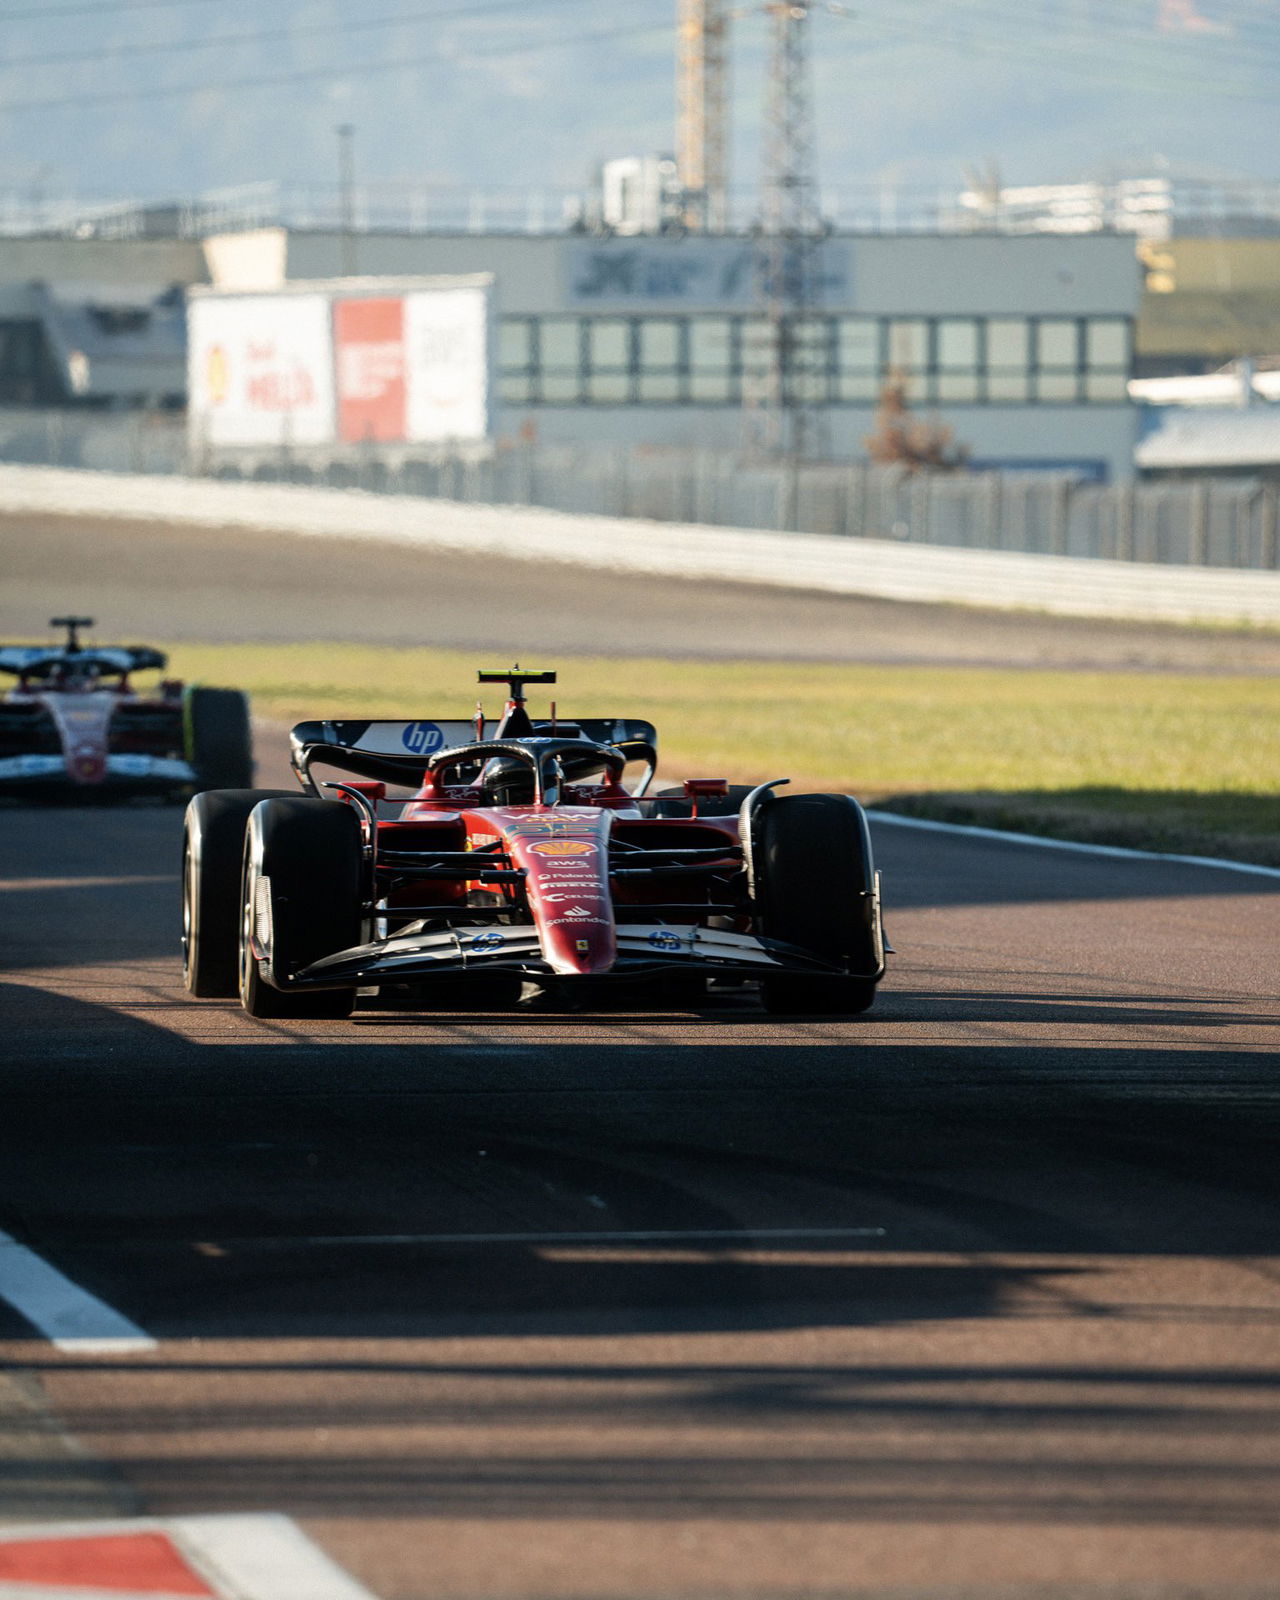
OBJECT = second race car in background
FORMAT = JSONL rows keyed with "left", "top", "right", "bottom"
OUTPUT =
{"left": 0, "top": 616, "right": 252, "bottom": 799}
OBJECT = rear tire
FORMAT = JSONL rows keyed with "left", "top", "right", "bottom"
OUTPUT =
{"left": 239, "top": 797, "right": 362, "bottom": 1020}
{"left": 755, "top": 793, "right": 881, "bottom": 1017}
{"left": 187, "top": 687, "right": 253, "bottom": 791}
{"left": 182, "top": 788, "right": 296, "bottom": 998}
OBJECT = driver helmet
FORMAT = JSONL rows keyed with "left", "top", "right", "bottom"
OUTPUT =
{"left": 479, "top": 755, "right": 536, "bottom": 806}
{"left": 52, "top": 659, "right": 98, "bottom": 691}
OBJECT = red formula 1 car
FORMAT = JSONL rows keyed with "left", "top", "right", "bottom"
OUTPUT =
{"left": 0, "top": 617, "right": 252, "bottom": 801}
{"left": 182, "top": 667, "right": 886, "bottom": 1018}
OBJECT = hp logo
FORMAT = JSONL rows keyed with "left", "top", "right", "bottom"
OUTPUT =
{"left": 402, "top": 721, "right": 445, "bottom": 755}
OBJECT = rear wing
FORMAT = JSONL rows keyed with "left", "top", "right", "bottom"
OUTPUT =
{"left": 0, "top": 645, "right": 167, "bottom": 677}
{"left": 290, "top": 716, "right": 659, "bottom": 794}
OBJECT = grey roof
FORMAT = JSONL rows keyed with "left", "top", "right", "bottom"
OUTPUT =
{"left": 1136, "top": 406, "right": 1280, "bottom": 469}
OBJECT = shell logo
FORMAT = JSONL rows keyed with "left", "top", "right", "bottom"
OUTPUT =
{"left": 530, "top": 839, "right": 595, "bottom": 857}
{"left": 205, "top": 344, "right": 229, "bottom": 406}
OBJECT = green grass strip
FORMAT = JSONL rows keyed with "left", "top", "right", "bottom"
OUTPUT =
{"left": 158, "top": 642, "right": 1280, "bottom": 867}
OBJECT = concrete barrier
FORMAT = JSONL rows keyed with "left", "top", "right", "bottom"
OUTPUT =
{"left": 4, "top": 463, "right": 1280, "bottom": 626}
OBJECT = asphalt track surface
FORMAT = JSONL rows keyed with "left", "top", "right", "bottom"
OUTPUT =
{"left": 1, "top": 728, "right": 1278, "bottom": 1599}
{"left": 2, "top": 512, "right": 1279, "bottom": 1596}
{"left": 6, "top": 510, "right": 1280, "bottom": 670}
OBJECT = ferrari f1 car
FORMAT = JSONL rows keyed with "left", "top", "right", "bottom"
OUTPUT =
{"left": 182, "top": 666, "right": 886, "bottom": 1018}
{"left": 0, "top": 617, "right": 252, "bottom": 798}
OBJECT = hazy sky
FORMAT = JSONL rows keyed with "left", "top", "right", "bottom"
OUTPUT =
{"left": 0, "top": 0, "right": 1274, "bottom": 210}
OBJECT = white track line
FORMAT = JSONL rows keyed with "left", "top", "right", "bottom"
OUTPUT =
{"left": 868, "top": 809, "right": 1280, "bottom": 881}
{"left": 173, "top": 1514, "right": 379, "bottom": 1600}
{"left": 0, "top": 1231, "right": 155, "bottom": 1353}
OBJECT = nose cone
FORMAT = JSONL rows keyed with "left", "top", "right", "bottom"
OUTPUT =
{"left": 501, "top": 810, "right": 616, "bottom": 976}
{"left": 72, "top": 748, "right": 107, "bottom": 783}
{"left": 44, "top": 692, "right": 114, "bottom": 785}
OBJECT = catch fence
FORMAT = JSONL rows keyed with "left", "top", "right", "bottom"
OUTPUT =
{"left": 1, "top": 407, "right": 1275, "bottom": 571}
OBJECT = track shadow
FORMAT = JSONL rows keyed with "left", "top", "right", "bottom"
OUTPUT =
{"left": 0, "top": 804, "right": 180, "bottom": 969}
{"left": 1, "top": 984, "right": 1278, "bottom": 1347}
{"left": 2, "top": 985, "right": 1278, "bottom": 1537}
{"left": 3, "top": 1346, "right": 1278, "bottom": 1527}
{"left": 861, "top": 988, "right": 1280, "bottom": 1029}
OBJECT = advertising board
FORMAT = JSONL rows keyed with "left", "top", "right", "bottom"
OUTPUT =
{"left": 188, "top": 277, "right": 491, "bottom": 451}
{"left": 334, "top": 296, "right": 406, "bottom": 443}
{"left": 188, "top": 293, "right": 335, "bottom": 447}
{"left": 404, "top": 287, "right": 488, "bottom": 443}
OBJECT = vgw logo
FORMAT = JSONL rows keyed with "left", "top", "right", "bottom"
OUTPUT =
{"left": 402, "top": 721, "right": 445, "bottom": 755}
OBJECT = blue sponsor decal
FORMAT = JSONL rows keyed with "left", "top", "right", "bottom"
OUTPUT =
{"left": 469, "top": 932, "right": 505, "bottom": 952}
{"left": 648, "top": 930, "right": 682, "bottom": 953}
{"left": 402, "top": 720, "right": 445, "bottom": 755}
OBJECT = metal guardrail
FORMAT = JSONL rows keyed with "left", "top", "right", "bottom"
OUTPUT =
{"left": 0, "top": 409, "right": 1275, "bottom": 571}
{"left": 4, "top": 177, "right": 1280, "bottom": 241}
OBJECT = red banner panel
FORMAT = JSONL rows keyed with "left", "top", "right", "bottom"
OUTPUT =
{"left": 334, "top": 296, "right": 406, "bottom": 442}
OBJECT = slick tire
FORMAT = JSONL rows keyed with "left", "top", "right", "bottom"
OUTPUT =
{"left": 187, "top": 687, "right": 254, "bottom": 791}
{"left": 182, "top": 788, "right": 297, "bottom": 998}
{"left": 652, "top": 783, "right": 754, "bottom": 818}
{"left": 755, "top": 793, "right": 881, "bottom": 1017}
{"left": 239, "top": 797, "right": 362, "bottom": 1020}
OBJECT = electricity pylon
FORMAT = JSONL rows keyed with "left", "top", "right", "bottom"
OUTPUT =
{"left": 676, "top": 0, "right": 730, "bottom": 232}
{"left": 755, "top": 0, "right": 829, "bottom": 464}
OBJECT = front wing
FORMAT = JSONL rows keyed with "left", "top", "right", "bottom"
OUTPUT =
{"left": 0, "top": 752, "right": 197, "bottom": 791}
{"left": 290, "top": 922, "right": 850, "bottom": 989}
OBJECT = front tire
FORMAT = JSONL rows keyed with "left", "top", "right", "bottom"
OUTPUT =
{"left": 182, "top": 788, "right": 296, "bottom": 997}
{"left": 754, "top": 793, "right": 882, "bottom": 1017}
{"left": 239, "top": 797, "right": 362, "bottom": 1020}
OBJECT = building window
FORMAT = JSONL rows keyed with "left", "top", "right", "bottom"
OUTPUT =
{"left": 936, "top": 318, "right": 980, "bottom": 402}
{"left": 740, "top": 316, "right": 773, "bottom": 395}
{"left": 887, "top": 318, "right": 928, "bottom": 400}
{"left": 496, "top": 311, "right": 1132, "bottom": 410}
{"left": 784, "top": 316, "right": 832, "bottom": 406}
{"left": 985, "top": 318, "right": 1030, "bottom": 402}
{"left": 586, "top": 318, "right": 631, "bottom": 402}
{"left": 637, "top": 318, "right": 683, "bottom": 401}
{"left": 538, "top": 317, "right": 583, "bottom": 402}
{"left": 498, "top": 317, "right": 535, "bottom": 405}
{"left": 689, "top": 316, "right": 735, "bottom": 402}
{"left": 1084, "top": 317, "right": 1129, "bottom": 402}
{"left": 1034, "top": 317, "right": 1081, "bottom": 402}
{"left": 836, "top": 317, "right": 878, "bottom": 402}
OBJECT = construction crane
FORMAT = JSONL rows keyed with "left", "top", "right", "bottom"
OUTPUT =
{"left": 676, "top": 0, "right": 730, "bottom": 233}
